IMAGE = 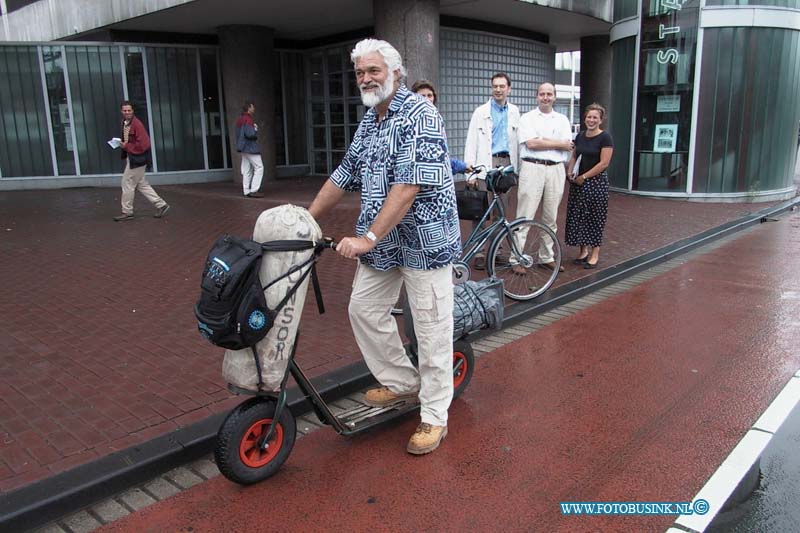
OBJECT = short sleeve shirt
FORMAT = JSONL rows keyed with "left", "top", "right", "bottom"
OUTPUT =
{"left": 518, "top": 108, "right": 573, "bottom": 163}
{"left": 575, "top": 130, "right": 614, "bottom": 174}
{"left": 330, "top": 85, "right": 461, "bottom": 271}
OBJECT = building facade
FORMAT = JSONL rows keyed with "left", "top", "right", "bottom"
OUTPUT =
{"left": 1, "top": 0, "right": 798, "bottom": 201}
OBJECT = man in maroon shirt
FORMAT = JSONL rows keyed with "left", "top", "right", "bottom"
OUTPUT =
{"left": 114, "top": 101, "right": 170, "bottom": 221}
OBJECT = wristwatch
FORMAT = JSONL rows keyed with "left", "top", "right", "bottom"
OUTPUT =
{"left": 365, "top": 230, "right": 378, "bottom": 243}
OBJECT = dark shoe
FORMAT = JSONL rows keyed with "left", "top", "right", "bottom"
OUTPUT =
{"left": 154, "top": 204, "right": 170, "bottom": 218}
{"left": 539, "top": 261, "right": 565, "bottom": 273}
{"left": 246, "top": 192, "right": 264, "bottom": 198}
{"left": 113, "top": 213, "right": 134, "bottom": 222}
{"left": 511, "top": 264, "right": 527, "bottom": 276}
{"left": 584, "top": 260, "right": 599, "bottom": 269}
{"left": 572, "top": 256, "right": 589, "bottom": 265}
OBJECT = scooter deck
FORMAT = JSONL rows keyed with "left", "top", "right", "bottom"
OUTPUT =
{"left": 336, "top": 400, "right": 420, "bottom": 435}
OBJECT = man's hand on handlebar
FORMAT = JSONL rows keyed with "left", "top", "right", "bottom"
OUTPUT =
{"left": 336, "top": 236, "right": 374, "bottom": 260}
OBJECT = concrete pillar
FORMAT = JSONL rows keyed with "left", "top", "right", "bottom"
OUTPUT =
{"left": 373, "top": 0, "right": 440, "bottom": 89}
{"left": 218, "top": 25, "right": 276, "bottom": 189}
{"left": 579, "top": 35, "right": 612, "bottom": 123}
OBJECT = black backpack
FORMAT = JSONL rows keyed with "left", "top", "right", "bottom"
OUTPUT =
{"left": 194, "top": 234, "right": 323, "bottom": 353}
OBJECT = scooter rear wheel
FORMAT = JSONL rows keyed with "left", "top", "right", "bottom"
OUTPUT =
{"left": 215, "top": 397, "right": 296, "bottom": 485}
{"left": 452, "top": 340, "right": 475, "bottom": 400}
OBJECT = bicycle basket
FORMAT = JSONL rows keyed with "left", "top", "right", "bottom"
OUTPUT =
{"left": 487, "top": 171, "right": 517, "bottom": 194}
{"left": 455, "top": 189, "right": 488, "bottom": 220}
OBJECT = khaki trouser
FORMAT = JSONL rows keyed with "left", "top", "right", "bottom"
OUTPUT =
{"left": 515, "top": 160, "right": 566, "bottom": 263}
{"left": 349, "top": 263, "right": 454, "bottom": 426}
{"left": 120, "top": 161, "right": 165, "bottom": 215}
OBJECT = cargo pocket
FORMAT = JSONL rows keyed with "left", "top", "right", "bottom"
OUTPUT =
{"left": 414, "top": 283, "right": 449, "bottom": 325}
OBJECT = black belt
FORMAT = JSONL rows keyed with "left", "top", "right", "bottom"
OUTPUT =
{"left": 522, "top": 157, "right": 561, "bottom": 166}
{"left": 492, "top": 151, "right": 510, "bottom": 158}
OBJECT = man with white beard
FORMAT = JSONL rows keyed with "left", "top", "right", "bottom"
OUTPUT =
{"left": 309, "top": 39, "right": 460, "bottom": 455}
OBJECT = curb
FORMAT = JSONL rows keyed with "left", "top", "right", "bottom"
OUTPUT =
{"left": 2, "top": 196, "right": 798, "bottom": 532}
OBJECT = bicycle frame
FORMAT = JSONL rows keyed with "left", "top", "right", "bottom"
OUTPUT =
{"left": 458, "top": 184, "right": 523, "bottom": 266}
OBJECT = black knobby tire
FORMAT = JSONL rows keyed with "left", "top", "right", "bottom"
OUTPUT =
{"left": 215, "top": 397, "right": 296, "bottom": 485}
{"left": 452, "top": 340, "right": 475, "bottom": 399}
{"left": 487, "top": 218, "right": 562, "bottom": 300}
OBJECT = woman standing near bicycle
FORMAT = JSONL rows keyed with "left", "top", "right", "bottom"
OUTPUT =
{"left": 565, "top": 103, "right": 614, "bottom": 269}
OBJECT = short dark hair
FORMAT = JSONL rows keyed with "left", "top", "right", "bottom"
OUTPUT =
{"left": 491, "top": 72, "right": 511, "bottom": 87}
{"left": 242, "top": 101, "right": 255, "bottom": 113}
{"left": 120, "top": 100, "right": 134, "bottom": 110}
{"left": 410, "top": 79, "right": 437, "bottom": 105}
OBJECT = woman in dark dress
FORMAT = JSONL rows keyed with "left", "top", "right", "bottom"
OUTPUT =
{"left": 565, "top": 103, "right": 614, "bottom": 269}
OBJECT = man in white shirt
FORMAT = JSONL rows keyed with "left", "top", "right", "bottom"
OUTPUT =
{"left": 463, "top": 73, "right": 520, "bottom": 268}
{"left": 515, "top": 82, "right": 574, "bottom": 273}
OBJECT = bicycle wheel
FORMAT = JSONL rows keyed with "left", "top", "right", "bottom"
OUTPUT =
{"left": 487, "top": 219, "right": 561, "bottom": 300}
{"left": 452, "top": 340, "right": 474, "bottom": 400}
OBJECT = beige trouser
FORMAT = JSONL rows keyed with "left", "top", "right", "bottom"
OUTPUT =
{"left": 240, "top": 153, "right": 264, "bottom": 195}
{"left": 515, "top": 160, "right": 565, "bottom": 263}
{"left": 349, "top": 263, "right": 454, "bottom": 426}
{"left": 120, "top": 161, "right": 166, "bottom": 215}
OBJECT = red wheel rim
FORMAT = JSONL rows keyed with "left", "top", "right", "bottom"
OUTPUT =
{"left": 239, "top": 418, "right": 283, "bottom": 468}
{"left": 453, "top": 351, "right": 468, "bottom": 388}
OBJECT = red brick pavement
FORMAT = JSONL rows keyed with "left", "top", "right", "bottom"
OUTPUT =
{"left": 0, "top": 176, "right": 789, "bottom": 493}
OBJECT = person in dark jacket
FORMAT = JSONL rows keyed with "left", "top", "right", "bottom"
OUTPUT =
{"left": 113, "top": 101, "right": 169, "bottom": 221}
{"left": 235, "top": 101, "right": 264, "bottom": 198}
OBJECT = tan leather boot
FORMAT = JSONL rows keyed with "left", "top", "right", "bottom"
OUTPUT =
{"left": 363, "top": 386, "right": 419, "bottom": 407}
{"left": 407, "top": 423, "right": 447, "bottom": 454}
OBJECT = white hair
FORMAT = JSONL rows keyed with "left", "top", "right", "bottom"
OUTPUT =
{"left": 350, "top": 38, "right": 407, "bottom": 79}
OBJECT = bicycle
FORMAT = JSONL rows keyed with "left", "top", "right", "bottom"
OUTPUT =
{"left": 391, "top": 165, "right": 561, "bottom": 312}
{"left": 453, "top": 165, "right": 562, "bottom": 300}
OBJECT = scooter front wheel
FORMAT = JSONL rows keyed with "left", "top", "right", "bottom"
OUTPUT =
{"left": 215, "top": 397, "right": 296, "bottom": 485}
{"left": 452, "top": 340, "right": 475, "bottom": 400}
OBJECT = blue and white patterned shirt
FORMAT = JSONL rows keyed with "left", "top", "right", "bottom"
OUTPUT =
{"left": 330, "top": 85, "right": 461, "bottom": 271}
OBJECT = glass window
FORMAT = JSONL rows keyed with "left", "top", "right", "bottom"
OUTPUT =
{"left": 124, "top": 47, "right": 149, "bottom": 132}
{"left": 330, "top": 102, "right": 344, "bottom": 125}
{"left": 608, "top": 38, "right": 636, "bottom": 189}
{"left": 146, "top": 47, "right": 204, "bottom": 171}
{"left": 632, "top": 1, "right": 699, "bottom": 192}
{"left": 274, "top": 53, "right": 286, "bottom": 166}
{"left": 311, "top": 102, "right": 327, "bottom": 125}
{"left": 313, "top": 151, "right": 328, "bottom": 175}
{"left": 281, "top": 51, "right": 308, "bottom": 166}
{"left": 42, "top": 46, "right": 75, "bottom": 176}
{"left": 312, "top": 127, "right": 327, "bottom": 150}
{"left": 693, "top": 27, "right": 800, "bottom": 193}
{"left": 66, "top": 45, "right": 125, "bottom": 175}
{"left": 0, "top": 46, "right": 52, "bottom": 177}
{"left": 199, "top": 48, "right": 225, "bottom": 169}
{"left": 706, "top": 0, "right": 800, "bottom": 6}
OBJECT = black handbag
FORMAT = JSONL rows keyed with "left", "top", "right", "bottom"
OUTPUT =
{"left": 487, "top": 171, "right": 517, "bottom": 194}
{"left": 455, "top": 189, "right": 488, "bottom": 220}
